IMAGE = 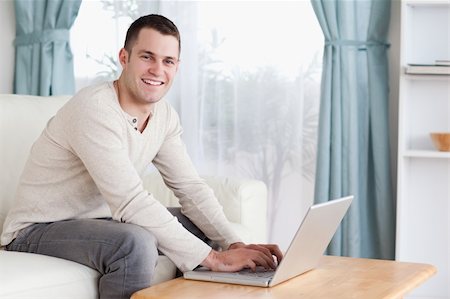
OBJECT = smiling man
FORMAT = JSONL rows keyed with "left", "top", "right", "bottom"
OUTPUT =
{"left": 1, "top": 15, "right": 282, "bottom": 299}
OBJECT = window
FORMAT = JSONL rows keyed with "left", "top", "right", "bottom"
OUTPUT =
{"left": 71, "top": 1, "right": 323, "bottom": 249}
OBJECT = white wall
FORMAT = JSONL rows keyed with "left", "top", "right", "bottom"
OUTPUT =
{"left": 0, "top": 0, "right": 15, "bottom": 94}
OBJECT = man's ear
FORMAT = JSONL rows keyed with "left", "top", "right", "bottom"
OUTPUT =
{"left": 118, "top": 48, "right": 129, "bottom": 67}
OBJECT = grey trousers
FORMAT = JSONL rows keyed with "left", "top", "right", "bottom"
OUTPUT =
{"left": 6, "top": 208, "right": 208, "bottom": 299}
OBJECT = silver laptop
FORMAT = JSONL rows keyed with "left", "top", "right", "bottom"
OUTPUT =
{"left": 184, "top": 195, "right": 353, "bottom": 287}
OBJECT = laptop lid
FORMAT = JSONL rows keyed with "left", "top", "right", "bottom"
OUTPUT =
{"left": 184, "top": 195, "right": 353, "bottom": 287}
{"left": 270, "top": 195, "right": 353, "bottom": 286}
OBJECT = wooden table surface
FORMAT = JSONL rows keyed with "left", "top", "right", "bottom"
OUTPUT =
{"left": 131, "top": 255, "right": 436, "bottom": 299}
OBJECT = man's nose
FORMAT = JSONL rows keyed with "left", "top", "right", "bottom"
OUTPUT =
{"left": 149, "top": 60, "right": 163, "bottom": 75}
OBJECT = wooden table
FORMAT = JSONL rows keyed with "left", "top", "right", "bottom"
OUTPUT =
{"left": 131, "top": 255, "right": 436, "bottom": 299}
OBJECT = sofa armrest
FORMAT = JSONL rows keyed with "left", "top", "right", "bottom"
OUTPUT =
{"left": 202, "top": 176, "right": 268, "bottom": 243}
{"left": 141, "top": 173, "right": 268, "bottom": 244}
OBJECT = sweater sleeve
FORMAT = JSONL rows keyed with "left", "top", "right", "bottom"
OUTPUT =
{"left": 152, "top": 105, "right": 242, "bottom": 250}
{"left": 65, "top": 99, "right": 211, "bottom": 272}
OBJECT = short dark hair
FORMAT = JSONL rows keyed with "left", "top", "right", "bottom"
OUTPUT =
{"left": 124, "top": 14, "right": 180, "bottom": 55}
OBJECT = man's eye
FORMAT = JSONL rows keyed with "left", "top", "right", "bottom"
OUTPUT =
{"left": 165, "top": 59, "right": 175, "bottom": 65}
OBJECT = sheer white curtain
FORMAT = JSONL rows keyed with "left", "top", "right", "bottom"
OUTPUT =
{"left": 71, "top": 1, "right": 323, "bottom": 249}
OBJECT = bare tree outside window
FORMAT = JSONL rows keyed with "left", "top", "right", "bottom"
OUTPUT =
{"left": 198, "top": 34, "right": 321, "bottom": 233}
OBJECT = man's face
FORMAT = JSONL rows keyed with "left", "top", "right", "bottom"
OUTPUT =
{"left": 119, "top": 27, "right": 179, "bottom": 107}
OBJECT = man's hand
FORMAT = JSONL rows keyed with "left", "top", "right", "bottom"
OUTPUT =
{"left": 200, "top": 242, "right": 283, "bottom": 272}
{"left": 228, "top": 242, "right": 283, "bottom": 266}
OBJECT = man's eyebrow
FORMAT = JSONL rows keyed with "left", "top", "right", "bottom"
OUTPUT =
{"left": 139, "top": 50, "right": 178, "bottom": 61}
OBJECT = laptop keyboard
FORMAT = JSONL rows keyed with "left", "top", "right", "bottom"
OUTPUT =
{"left": 235, "top": 267, "right": 275, "bottom": 278}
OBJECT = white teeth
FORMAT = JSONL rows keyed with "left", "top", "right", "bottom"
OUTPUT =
{"left": 143, "top": 79, "right": 163, "bottom": 86}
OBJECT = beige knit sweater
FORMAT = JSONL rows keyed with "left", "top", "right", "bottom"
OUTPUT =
{"left": 1, "top": 82, "right": 241, "bottom": 271}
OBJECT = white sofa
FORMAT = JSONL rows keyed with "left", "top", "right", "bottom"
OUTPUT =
{"left": 0, "top": 94, "right": 268, "bottom": 299}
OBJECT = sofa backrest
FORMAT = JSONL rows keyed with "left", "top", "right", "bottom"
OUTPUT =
{"left": 0, "top": 94, "right": 71, "bottom": 234}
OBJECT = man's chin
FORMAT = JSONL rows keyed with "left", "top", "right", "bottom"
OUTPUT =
{"left": 139, "top": 88, "right": 168, "bottom": 104}
{"left": 141, "top": 97, "right": 163, "bottom": 106}
{"left": 140, "top": 92, "right": 163, "bottom": 104}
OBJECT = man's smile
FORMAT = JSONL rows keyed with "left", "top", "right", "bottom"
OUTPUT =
{"left": 142, "top": 78, "right": 164, "bottom": 86}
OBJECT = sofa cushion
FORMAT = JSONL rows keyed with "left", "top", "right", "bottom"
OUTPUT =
{"left": 152, "top": 255, "right": 178, "bottom": 285}
{"left": 0, "top": 250, "right": 99, "bottom": 299}
{"left": 0, "top": 250, "right": 177, "bottom": 298}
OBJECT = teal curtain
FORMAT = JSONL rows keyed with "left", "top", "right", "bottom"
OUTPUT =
{"left": 13, "top": 0, "right": 81, "bottom": 96}
{"left": 311, "top": 0, "right": 395, "bottom": 259}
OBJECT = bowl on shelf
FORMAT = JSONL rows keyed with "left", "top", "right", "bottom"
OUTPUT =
{"left": 430, "top": 132, "right": 450, "bottom": 152}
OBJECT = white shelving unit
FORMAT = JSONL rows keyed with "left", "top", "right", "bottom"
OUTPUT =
{"left": 396, "top": 1, "right": 450, "bottom": 299}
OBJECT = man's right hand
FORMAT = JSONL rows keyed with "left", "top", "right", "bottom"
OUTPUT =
{"left": 200, "top": 247, "right": 277, "bottom": 272}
